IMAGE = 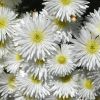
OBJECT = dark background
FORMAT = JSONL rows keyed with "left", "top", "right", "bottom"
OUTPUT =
{"left": 18, "top": 0, "right": 100, "bottom": 18}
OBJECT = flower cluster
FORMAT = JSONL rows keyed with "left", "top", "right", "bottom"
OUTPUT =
{"left": 0, "top": 0, "right": 100, "bottom": 100}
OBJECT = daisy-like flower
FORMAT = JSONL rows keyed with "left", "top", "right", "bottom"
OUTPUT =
{"left": 0, "top": 72, "right": 17, "bottom": 99}
{"left": 44, "top": 0, "right": 89, "bottom": 21}
{"left": 72, "top": 28, "right": 100, "bottom": 70}
{"left": 85, "top": 8, "right": 100, "bottom": 36}
{"left": 50, "top": 74, "right": 78, "bottom": 98}
{"left": 50, "top": 16, "right": 80, "bottom": 42}
{"left": 78, "top": 75, "right": 96, "bottom": 100}
{"left": 41, "top": 10, "right": 80, "bottom": 32}
{"left": 0, "top": 7, "right": 18, "bottom": 41}
{"left": 0, "top": 0, "right": 22, "bottom": 8}
{"left": 16, "top": 73, "right": 50, "bottom": 99}
{"left": 26, "top": 59, "right": 48, "bottom": 80}
{"left": 47, "top": 44, "right": 76, "bottom": 76}
{"left": 5, "top": 49, "right": 27, "bottom": 74}
{"left": 14, "top": 13, "right": 57, "bottom": 60}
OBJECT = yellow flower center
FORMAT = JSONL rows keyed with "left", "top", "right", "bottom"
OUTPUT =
{"left": 30, "top": 30, "right": 44, "bottom": 44}
{"left": 60, "top": 0, "right": 72, "bottom": 6}
{"left": 0, "top": 41, "right": 6, "bottom": 48}
{"left": 56, "top": 54, "right": 68, "bottom": 64}
{"left": 59, "top": 75, "right": 72, "bottom": 83}
{"left": 0, "top": 17, "right": 8, "bottom": 29}
{"left": 30, "top": 75, "right": 42, "bottom": 84}
{"left": 86, "top": 40, "right": 100, "bottom": 54}
{"left": 83, "top": 79, "right": 93, "bottom": 89}
{"left": 36, "top": 59, "right": 45, "bottom": 66}
{"left": 54, "top": 18, "right": 67, "bottom": 28}
{"left": 7, "top": 75, "right": 16, "bottom": 90}
{"left": 57, "top": 96, "right": 71, "bottom": 100}
{"left": 15, "top": 53, "right": 23, "bottom": 61}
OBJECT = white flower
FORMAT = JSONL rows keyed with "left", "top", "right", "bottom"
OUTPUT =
{"left": 85, "top": 8, "right": 100, "bottom": 36}
{"left": 0, "top": 7, "right": 18, "bottom": 41}
{"left": 47, "top": 44, "right": 76, "bottom": 76}
{"left": 14, "top": 13, "right": 58, "bottom": 60}
{"left": 44, "top": 0, "right": 89, "bottom": 21}
{"left": 78, "top": 75, "right": 96, "bottom": 100}
{"left": 72, "top": 28, "right": 100, "bottom": 70}
{"left": 0, "top": 72, "right": 17, "bottom": 99}
{"left": 50, "top": 74, "right": 78, "bottom": 98}
{"left": 26, "top": 59, "right": 48, "bottom": 80}
{"left": 0, "top": 0, "right": 22, "bottom": 8}
{"left": 5, "top": 49, "right": 27, "bottom": 74}
{"left": 16, "top": 73, "right": 50, "bottom": 99}
{"left": 49, "top": 16, "right": 80, "bottom": 43}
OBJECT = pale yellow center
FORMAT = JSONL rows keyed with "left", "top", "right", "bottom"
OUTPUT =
{"left": 59, "top": 75, "right": 72, "bottom": 83}
{"left": 15, "top": 53, "right": 23, "bottom": 61}
{"left": 0, "top": 17, "right": 8, "bottom": 29}
{"left": 30, "top": 75, "right": 42, "bottom": 84}
{"left": 60, "top": 0, "right": 72, "bottom": 6}
{"left": 83, "top": 79, "right": 93, "bottom": 89}
{"left": 56, "top": 54, "right": 68, "bottom": 64}
{"left": 7, "top": 75, "right": 16, "bottom": 90}
{"left": 86, "top": 40, "right": 100, "bottom": 54}
{"left": 54, "top": 18, "right": 67, "bottom": 28}
{"left": 30, "top": 30, "right": 44, "bottom": 44}
{"left": 36, "top": 59, "right": 45, "bottom": 66}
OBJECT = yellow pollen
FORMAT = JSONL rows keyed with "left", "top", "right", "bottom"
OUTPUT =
{"left": 59, "top": 75, "right": 72, "bottom": 83}
{"left": 30, "top": 75, "right": 42, "bottom": 84}
{"left": 36, "top": 59, "right": 45, "bottom": 66}
{"left": 56, "top": 54, "right": 68, "bottom": 64}
{"left": 83, "top": 79, "right": 93, "bottom": 89}
{"left": 86, "top": 40, "right": 100, "bottom": 54}
{"left": 30, "top": 30, "right": 44, "bottom": 44}
{"left": 15, "top": 53, "right": 23, "bottom": 61}
{"left": 54, "top": 18, "right": 67, "bottom": 28}
{"left": 7, "top": 75, "right": 16, "bottom": 90}
{"left": 0, "top": 17, "right": 8, "bottom": 29}
{"left": 60, "top": 0, "right": 72, "bottom": 6}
